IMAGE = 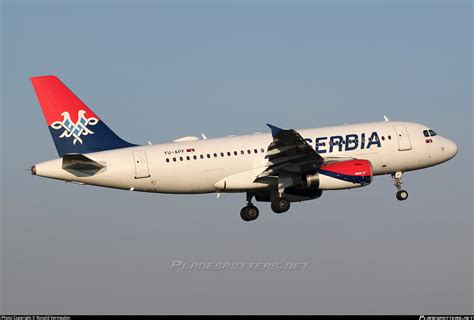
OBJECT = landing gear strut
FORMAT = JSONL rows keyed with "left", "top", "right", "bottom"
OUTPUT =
{"left": 271, "top": 176, "right": 292, "bottom": 214}
{"left": 392, "top": 171, "right": 408, "bottom": 201}
{"left": 240, "top": 193, "right": 259, "bottom": 221}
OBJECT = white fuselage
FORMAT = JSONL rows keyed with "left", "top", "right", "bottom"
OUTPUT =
{"left": 33, "top": 121, "right": 458, "bottom": 194}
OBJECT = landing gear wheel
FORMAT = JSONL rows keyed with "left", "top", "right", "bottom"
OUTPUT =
{"left": 271, "top": 197, "right": 291, "bottom": 214}
{"left": 396, "top": 190, "right": 409, "bottom": 201}
{"left": 392, "top": 172, "right": 409, "bottom": 201}
{"left": 240, "top": 205, "right": 259, "bottom": 221}
{"left": 240, "top": 207, "right": 250, "bottom": 221}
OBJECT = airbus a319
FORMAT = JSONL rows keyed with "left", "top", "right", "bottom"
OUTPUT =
{"left": 31, "top": 76, "right": 458, "bottom": 221}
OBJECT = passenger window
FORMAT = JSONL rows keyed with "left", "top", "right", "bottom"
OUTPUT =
{"left": 254, "top": 149, "right": 258, "bottom": 153}
{"left": 423, "top": 130, "right": 430, "bottom": 137}
{"left": 179, "top": 157, "right": 183, "bottom": 161}
{"left": 200, "top": 155, "right": 204, "bottom": 159}
{"left": 207, "top": 154, "right": 211, "bottom": 158}
{"left": 173, "top": 157, "right": 176, "bottom": 162}
{"left": 234, "top": 151, "right": 238, "bottom": 156}
{"left": 193, "top": 155, "right": 197, "bottom": 160}
{"left": 227, "top": 152, "right": 231, "bottom": 156}
{"left": 381, "top": 136, "right": 385, "bottom": 141}
{"left": 261, "top": 148, "right": 265, "bottom": 153}
{"left": 247, "top": 150, "right": 251, "bottom": 154}
{"left": 429, "top": 130, "right": 437, "bottom": 137}
{"left": 214, "top": 153, "right": 217, "bottom": 158}
{"left": 166, "top": 158, "right": 169, "bottom": 163}
{"left": 388, "top": 136, "right": 392, "bottom": 140}
{"left": 186, "top": 156, "right": 190, "bottom": 161}
{"left": 241, "top": 150, "right": 244, "bottom": 155}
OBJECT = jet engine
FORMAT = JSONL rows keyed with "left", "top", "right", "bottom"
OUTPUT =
{"left": 287, "top": 159, "right": 373, "bottom": 194}
{"left": 309, "top": 159, "right": 373, "bottom": 190}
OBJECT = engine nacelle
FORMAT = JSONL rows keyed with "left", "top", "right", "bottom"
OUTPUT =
{"left": 258, "top": 159, "right": 372, "bottom": 203}
{"left": 304, "top": 159, "right": 373, "bottom": 190}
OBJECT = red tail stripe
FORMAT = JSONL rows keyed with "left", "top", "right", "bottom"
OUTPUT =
{"left": 30, "top": 75, "right": 99, "bottom": 125}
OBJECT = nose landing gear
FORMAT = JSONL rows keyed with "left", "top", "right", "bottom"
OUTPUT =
{"left": 392, "top": 171, "right": 409, "bottom": 201}
{"left": 396, "top": 190, "right": 409, "bottom": 201}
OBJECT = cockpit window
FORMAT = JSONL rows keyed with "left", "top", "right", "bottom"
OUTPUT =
{"left": 423, "top": 130, "right": 430, "bottom": 137}
{"left": 429, "top": 129, "right": 437, "bottom": 137}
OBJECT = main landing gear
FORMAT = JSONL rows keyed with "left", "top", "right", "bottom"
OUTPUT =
{"left": 271, "top": 176, "right": 291, "bottom": 214}
{"left": 392, "top": 171, "right": 409, "bottom": 201}
{"left": 240, "top": 193, "right": 259, "bottom": 221}
{"left": 271, "top": 197, "right": 291, "bottom": 214}
{"left": 240, "top": 193, "right": 292, "bottom": 221}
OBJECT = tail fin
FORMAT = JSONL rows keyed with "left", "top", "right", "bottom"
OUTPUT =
{"left": 31, "top": 75, "right": 136, "bottom": 156}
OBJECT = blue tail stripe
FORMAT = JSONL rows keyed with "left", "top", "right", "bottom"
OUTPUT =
{"left": 49, "top": 120, "right": 136, "bottom": 156}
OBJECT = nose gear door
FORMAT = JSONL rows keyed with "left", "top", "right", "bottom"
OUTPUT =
{"left": 393, "top": 125, "right": 412, "bottom": 151}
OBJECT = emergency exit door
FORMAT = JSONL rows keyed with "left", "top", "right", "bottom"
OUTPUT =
{"left": 133, "top": 150, "right": 150, "bottom": 179}
{"left": 393, "top": 125, "right": 412, "bottom": 151}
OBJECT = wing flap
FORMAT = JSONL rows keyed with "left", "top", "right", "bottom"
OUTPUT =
{"left": 256, "top": 124, "right": 325, "bottom": 178}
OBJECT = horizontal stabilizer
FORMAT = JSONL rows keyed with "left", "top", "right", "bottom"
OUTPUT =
{"left": 62, "top": 154, "right": 104, "bottom": 177}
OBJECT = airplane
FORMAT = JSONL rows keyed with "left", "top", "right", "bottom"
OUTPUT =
{"left": 30, "top": 75, "right": 458, "bottom": 221}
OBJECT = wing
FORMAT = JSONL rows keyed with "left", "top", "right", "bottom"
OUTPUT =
{"left": 257, "top": 124, "right": 325, "bottom": 178}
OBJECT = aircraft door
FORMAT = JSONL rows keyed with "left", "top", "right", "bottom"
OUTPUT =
{"left": 133, "top": 150, "right": 150, "bottom": 179}
{"left": 393, "top": 125, "right": 412, "bottom": 151}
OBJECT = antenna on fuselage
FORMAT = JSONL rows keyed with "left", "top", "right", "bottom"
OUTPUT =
{"left": 383, "top": 115, "right": 390, "bottom": 122}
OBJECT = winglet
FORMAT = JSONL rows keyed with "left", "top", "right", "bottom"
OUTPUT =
{"left": 266, "top": 124, "right": 283, "bottom": 137}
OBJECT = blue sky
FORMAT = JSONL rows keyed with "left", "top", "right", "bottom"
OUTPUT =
{"left": 1, "top": 0, "right": 472, "bottom": 314}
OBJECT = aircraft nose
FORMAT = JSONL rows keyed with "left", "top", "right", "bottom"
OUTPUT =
{"left": 445, "top": 139, "right": 458, "bottom": 159}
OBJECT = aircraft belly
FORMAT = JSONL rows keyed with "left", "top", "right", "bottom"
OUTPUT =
{"left": 152, "top": 166, "right": 217, "bottom": 193}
